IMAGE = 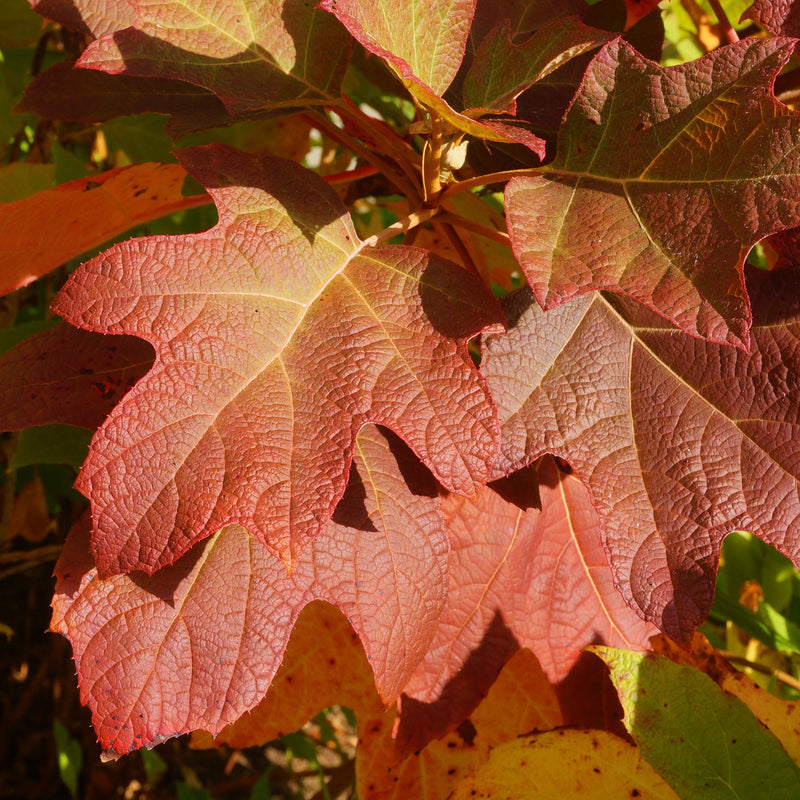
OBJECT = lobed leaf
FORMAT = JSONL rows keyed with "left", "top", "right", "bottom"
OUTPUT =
{"left": 53, "top": 145, "right": 501, "bottom": 575}
{"left": 397, "top": 454, "right": 654, "bottom": 749}
{"left": 742, "top": 0, "right": 800, "bottom": 36}
{"left": 51, "top": 426, "right": 449, "bottom": 754}
{"left": 506, "top": 37, "right": 800, "bottom": 348}
{"left": 75, "top": 0, "right": 351, "bottom": 114}
{"left": 480, "top": 267, "right": 800, "bottom": 639}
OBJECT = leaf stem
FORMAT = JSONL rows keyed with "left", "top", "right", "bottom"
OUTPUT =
{"left": 302, "top": 110, "right": 422, "bottom": 203}
{"left": 707, "top": 0, "right": 739, "bottom": 44}
{"left": 441, "top": 167, "right": 541, "bottom": 200}
{"left": 436, "top": 211, "right": 511, "bottom": 246}
{"left": 361, "top": 206, "right": 441, "bottom": 247}
{"left": 719, "top": 651, "right": 800, "bottom": 692}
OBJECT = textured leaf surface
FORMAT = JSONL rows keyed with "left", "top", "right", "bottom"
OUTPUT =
{"left": 480, "top": 268, "right": 800, "bottom": 639}
{"left": 506, "top": 38, "right": 800, "bottom": 347}
{"left": 0, "top": 163, "right": 206, "bottom": 297}
{"left": 76, "top": 0, "right": 351, "bottom": 114}
{"left": 53, "top": 144, "right": 502, "bottom": 575}
{"left": 397, "top": 455, "right": 654, "bottom": 749}
{"left": 30, "top": 0, "right": 135, "bottom": 38}
{"left": 595, "top": 647, "right": 800, "bottom": 799}
{"left": 51, "top": 426, "right": 448, "bottom": 754}
{"left": 462, "top": 15, "right": 613, "bottom": 113}
{"left": 742, "top": 0, "right": 800, "bottom": 36}
{"left": 320, "top": 0, "right": 544, "bottom": 153}
{"left": 0, "top": 324, "right": 153, "bottom": 431}
{"left": 451, "top": 729, "right": 680, "bottom": 800}
{"left": 320, "top": 0, "right": 474, "bottom": 96}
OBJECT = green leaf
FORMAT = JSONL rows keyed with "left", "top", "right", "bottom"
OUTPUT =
{"left": 10, "top": 424, "right": 92, "bottom": 471}
{"left": 593, "top": 647, "right": 800, "bottom": 799}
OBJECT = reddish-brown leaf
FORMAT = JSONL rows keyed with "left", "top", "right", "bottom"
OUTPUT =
{"left": 53, "top": 145, "right": 502, "bottom": 576}
{"left": 320, "top": 0, "right": 545, "bottom": 154}
{"left": 75, "top": 0, "right": 351, "bottom": 115}
{"left": 481, "top": 268, "right": 800, "bottom": 640}
{"left": 742, "top": 0, "right": 800, "bottom": 36}
{"left": 397, "top": 455, "right": 654, "bottom": 748}
{"left": 462, "top": 15, "right": 613, "bottom": 114}
{"left": 0, "top": 163, "right": 207, "bottom": 298}
{"left": 51, "top": 426, "right": 449, "bottom": 755}
{"left": 506, "top": 38, "right": 800, "bottom": 348}
{"left": 0, "top": 324, "right": 153, "bottom": 432}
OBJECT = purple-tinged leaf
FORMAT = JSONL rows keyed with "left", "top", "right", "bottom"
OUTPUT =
{"left": 481, "top": 267, "right": 800, "bottom": 640}
{"left": 506, "top": 38, "right": 800, "bottom": 348}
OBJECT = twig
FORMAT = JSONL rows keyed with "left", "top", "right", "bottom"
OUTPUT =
{"left": 441, "top": 167, "right": 541, "bottom": 200}
{"left": 720, "top": 651, "right": 800, "bottom": 692}
{"left": 707, "top": 0, "right": 739, "bottom": 44}
{"left": 433, "top": 220, "right": 482, "bottom": 279}
{"left": 361, "top": 206, "right": 441, "bottom": 248}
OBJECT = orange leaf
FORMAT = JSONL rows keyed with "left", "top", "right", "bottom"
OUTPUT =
{"left": 0, "top": 163, "right": 208, "bottom": 297}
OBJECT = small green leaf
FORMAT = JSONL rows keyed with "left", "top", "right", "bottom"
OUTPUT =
{"left": 53, "top": 719, "right": 82, "bottom": 799}
{"left": 9, "top": 424, "right": 92, "bottom": 471}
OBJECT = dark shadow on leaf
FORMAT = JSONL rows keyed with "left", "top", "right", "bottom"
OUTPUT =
{"left": 488, "top": 461, "right": 541, "bottom": 510}
{"left": 418, "top": 256, "right": 505, "bottom": 341}
{"left": 395, "top": 611, "right": 520, "bottom": 755}
{"left": 331, "top": 460, "right": 378, "bottom": 532}
{"left": 129, "top": 537, "right": 208, "bottom": 607}
{"left": 380, "top": 427, "right": 439, "bottom": 499}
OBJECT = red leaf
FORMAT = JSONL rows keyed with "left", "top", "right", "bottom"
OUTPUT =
{"left": 51, "top": 426, "right": 449, "bottom": 755}
{"left": 742, "top": 0, "right": 800, "bottom": 36}
{"left": 0, "top": 324, "right": 153, "bottom": 431}
{"left": 52, "top": 144, "right": 502, "bottom": 576}
{"left": 481, "top": 268, "right": 800, "bottom": 640}
{"left": 397, "top": 455, "right": 654, "bottom": 748}
{"left": 462, "top": 15, "right": 613, "bottom": 114}
{"left": 75, "top": 0, "right": 352, "bottom": 114}
{"left": 0, "top": 163, "right": 207, "bottom": 298}
{"left": 506, "top": 38, "right": 800, "bottom": 348}
{"left": 320, "top": 0, "right": 545, "bottom": 154}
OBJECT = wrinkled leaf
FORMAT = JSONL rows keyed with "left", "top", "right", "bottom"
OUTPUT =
{"left": 0, "top": 163, "right": 208, "bottom": 297}
{"left": 51, "top": 426, "right": 449, "bottom": 754}
{"left": 53, "top": 144, "right": 502, "bottom": 576}
{"left": 480, "top": 267, "right": 800, "bottom": 640}
{"left": 30, "top": 0, "right": 135, "bottom": 38}
{"left": 397, "top": 455, "right": 654, "bottom": 749}
{"left": 742, "top": 0, "right": 800, "bottom": 36}
{"left": 75, "top": 0, "right": 351, "bottom": 114}
{"left": 595, "top": 646, "right": 800, "bottom": 799}
{"left": 506, "top": 38, "right": 800, "bottom": 348}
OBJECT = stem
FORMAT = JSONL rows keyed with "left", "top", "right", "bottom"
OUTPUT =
{"left": 322, "top": 165, "right": 379, "bottom": 186}
{"left": 720, "top": 651, "right": 800, "bottom": 692}
{"left": 707, "top": 0, "right": 739, "bottom": 43}
{"left": 422, "top": 114, "right": 444, "bottom": 204}
{"left": 434, "top": 221, "right": 482, "bottom": 279}
{"left": 436, "top": 211, "right": 511, "bottom": 246}
{"left": 302, "top": 110, "right": 421, "bottom": 203}
{"left": 333, "top": 99, "right": 424, "bottom": 200}
{"left": 441, "top": 167, "right": 541, "bottom": 200}
{"left": 361, "top": 206, "right": 441, "bottom": 248}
